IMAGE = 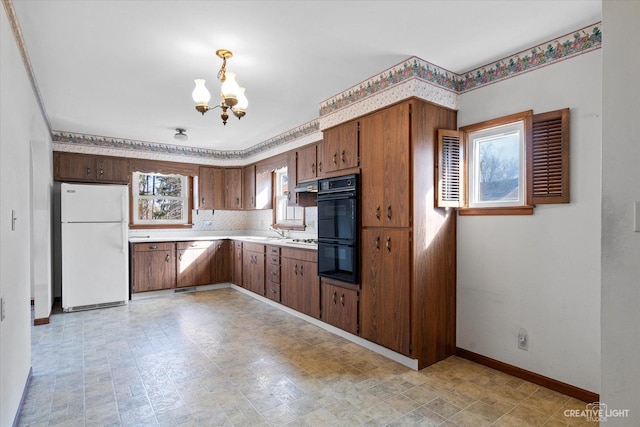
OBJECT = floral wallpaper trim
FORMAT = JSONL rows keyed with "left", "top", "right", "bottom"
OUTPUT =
{"left": 319, "top": 57, "right": 458, "bottom": 117}
{"left": 320, "top": 22, "right": 602, "bottom": 114}
{"left": 51, "top": 119, "right": 320, "bottom": 160}
{"left": 458, "top": 23, "right": 602, "bottom": 93}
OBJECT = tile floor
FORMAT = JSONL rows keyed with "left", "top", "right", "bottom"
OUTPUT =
{"left": 19, "top": 288, "right": 596, "bottom": 426}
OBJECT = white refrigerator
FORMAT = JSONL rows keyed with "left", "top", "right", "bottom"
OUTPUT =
{"left": 61, "top": 183, "right": 129, "bottom": 312}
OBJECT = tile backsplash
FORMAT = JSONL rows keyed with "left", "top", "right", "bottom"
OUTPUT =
{"left": 131, "top": 207, "right": 318, "bottom": 239}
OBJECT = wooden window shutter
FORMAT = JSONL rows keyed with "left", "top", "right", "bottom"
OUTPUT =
{"left": 437, "top": 129, "right": 463, "bottom": 208}
{"left": 528, "top": 108, "right": 570, "bottom": 204}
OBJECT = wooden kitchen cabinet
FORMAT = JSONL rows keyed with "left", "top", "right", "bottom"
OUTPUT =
{"left": 360, "top": 228, "right": 411, "bottom": 355}
{"left": 211, "top": 239, "right": 231, "bottom": 283}
{"left": 176, "top": 241, "right": 212, "bottom": 288}
{"left": 360, "top": 103, "right": 411, "bottom": 228}
{"left": 297, "top": 144, "right": 318, "bottom": 183}
{"left": 286, "top": 150, "right": 299, "bottom": 206}
{"left": 198, "top": 166, "right": 225, "bottom": 210}
{"left": 321, "top": 279, "right": 359, "bottom": 335}
{"left": 243, "top": 165, "right": 256, "bottom": 209}
{"left": 232, "top": 240, "right": 243, "bottom": 286}
{"left": 266, "top": 245, "right": 281, "bottom": 302}
{"left": 131, "top": 242, "right": 176, "bottom": 292}
{"left": 96, "top": 156, "right": 130, "bottom": 183}
{"left": 243, "top": 164, "right": 272, "bottom": 210}
{"left": 242, "top": 242, "right": 265, "bottom": 296}
{"left": 280, "top": 247, "right": 320, "bottom": 319}
{"left": 322, "top": 120, "right": 359, "bottom": 175}
{"left": 357, "top": 99, "right": 457, "bottom": 368}
{"left": 54, "top": 152, "right": 129, "bottom": 184}
{"left": 224, "top": 168, "right": 243, "bottom": 209}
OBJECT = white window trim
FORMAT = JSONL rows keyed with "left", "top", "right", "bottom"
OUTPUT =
{"left": 132, "top": 172, "right": 189, "bottom": 225}
{"left": 467, "top": 121, "right": 526, "bottom": 209}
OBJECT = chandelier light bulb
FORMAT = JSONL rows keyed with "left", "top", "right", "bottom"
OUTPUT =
{"left": 192, "top": 79, "right": 211, "bottom": 106}
{"left": 220, "top": 71, "right": 240, "bottom": 106}
{"left": 235, "top": 87, "right": 248, "bottom": 112}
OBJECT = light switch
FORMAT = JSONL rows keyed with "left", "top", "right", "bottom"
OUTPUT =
{"left": 635, "top": 202, "right": 640, "bottom": 232}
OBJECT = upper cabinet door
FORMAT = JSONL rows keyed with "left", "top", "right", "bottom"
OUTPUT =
{"left": 322, "top": 120, "right": 359, "bottom": 174}
{"left": 224, "top": 168, "right": 243, "bottom": 209}
{"left": 243, "top": 165, "right": 256, "bottom": 209}
{"left": 96, "top": 157, "right": 130, "bottom": 184}
{"left": 360, "top": 102, "right": 411, "bottom": 228}
{"left": 297, "top": 144, "right": 317, "bottom": 183}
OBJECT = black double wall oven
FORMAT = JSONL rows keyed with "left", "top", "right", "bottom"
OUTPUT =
{"left": 317, "top": 174, "right": 359, "bottom": 283}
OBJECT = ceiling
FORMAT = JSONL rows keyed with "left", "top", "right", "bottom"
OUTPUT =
{"left": 12, "top": 0, "right": 601, "bottom": 152}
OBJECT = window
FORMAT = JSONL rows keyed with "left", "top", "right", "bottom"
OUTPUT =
{"left": 468, "top": 120, "right": 525, "bottom": 208}
{"left": 437, "top": 108, "right": 570, "bottom": 215}
{"left": 273, "top": 167, "right": 304, "bottom": 229}
{"left": 132, "top": 172, "right": 190, "bottom": 226}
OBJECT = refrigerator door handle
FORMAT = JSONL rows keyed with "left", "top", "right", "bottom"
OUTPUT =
{"left": 121, "top": 192, "right": 127, "bottom": 253}
{"left": 121, "top": 222, "right": 127, "bottom": 254}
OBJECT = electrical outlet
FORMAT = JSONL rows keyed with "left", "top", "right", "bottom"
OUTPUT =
{"left": 1, "top": 297, "right": 5, "bottom": 321}
{"left": 518, "top": 328, "right": 528, "bottom": 350}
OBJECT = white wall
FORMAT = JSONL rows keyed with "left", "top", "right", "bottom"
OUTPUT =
{"left": 601, "top": 1, "right": 640, "bottom": 424}
{"left": 0, "top": 4, "right": 51, "bottom": 425}
{"left": 456, "top": 51, "right": 602, "bottom": 393}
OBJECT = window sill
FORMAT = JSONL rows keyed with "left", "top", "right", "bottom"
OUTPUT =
{"left": 458, "top": 206, "right": 534, "bottom": 216}
{"left": 129, "top": 224, "right": 194, "bottom": 230}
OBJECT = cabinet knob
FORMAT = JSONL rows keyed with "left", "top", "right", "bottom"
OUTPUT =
{"left": 332, "top": 291, "right": 337, "bottom": 304}
{"left": 251, "top": 196, "right": 254, "bottom": 206}
{"left": 179, "top": 253, "right": 182, "bottom": 261}
{"left": 294, "top": 264, "right": 298, "bottom": 275}
{"left": 332, "top": 153, "right": 337, "bottom": 165}
{"left": 387, "top": 205, "right": 392, "bottom": 220}
{"left": 341, "top": 150, "right": 346, "bottom": 164}
{"left": 86, "top": 167, "right": 91, "bottom": 176}
{"left": 99, "top": 168, "right": 104, "bottom": 176}
{"left": 318, "top": 161, "right": 323, "bottom": 172}
{"left": 375, "top": 236, "right": 380, "bottom": 251}
{"left": 386, "top": 236, "right": 391, "bottom": 252}
{"left": 150, "top": 245, "right": 158, "bottom": 250}
{"left": 341, "top": 293, "right": 345, "bottom": 306}
{"left": 201, "top": 197, "right": 205, "bottom": 204}
{"left": 300, "top": 264, "right": 304, "bottom": 276}
{"left": 165, "top": 253, "right": 170, "bottom": 262}
{"left": 311, "top": 163, "right": 315, "bottom": 174}
{"left": 376, "top": 206, "right": 381, "bottom": 220}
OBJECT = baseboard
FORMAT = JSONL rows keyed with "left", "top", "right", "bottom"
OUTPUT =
{"left": 456, "top": 347, "right": 599, "bottom": 403}
{"left": 12, "top": 367, "right": 32, "bottom": 427}
{"left": 33, "top": 317, "right": 49, "bottom": 325}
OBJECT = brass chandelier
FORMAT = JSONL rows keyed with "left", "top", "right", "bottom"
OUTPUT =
{"left": 192, "top": 49, "right": 248, "bottom": 125}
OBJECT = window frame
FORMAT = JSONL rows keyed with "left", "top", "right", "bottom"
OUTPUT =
{"left": 130, "top": 171, "right": 193, "bottom": 229}
{"left": 436, "top": 108, "right": 570, "bottom": 215}
{"left": 460, "top": 110, "right": 533, "bottom": 215}
{"left": 271, "top": 167, "right": 305, "bottom": 230}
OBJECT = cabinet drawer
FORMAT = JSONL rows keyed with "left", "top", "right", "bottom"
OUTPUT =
{"left": 176, "top": 240, "right": 214, "bottom": 250}
{"left": 133, "top": 242, "right": 174, "bottom": 252}
{"left": 268, "top": 254, "right": 280, "bottom": 265}
{"left": 243, "top": 242, "right": 265, "bottom": 253}
{"left": 267, "top": 264, "right": 280, "bottom": 283}
{"left": 266, "top": 281, "right": 280, "bottom": 302}
{"left": 281, "top": 247, "right": 317, "bottom": 263}
{"left": 267, "top": 245, "right": 281, "bottom": 256}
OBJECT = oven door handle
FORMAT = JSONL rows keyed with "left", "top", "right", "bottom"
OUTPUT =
{"left": 317, "top": 191, "right": 356, "bottom": 201}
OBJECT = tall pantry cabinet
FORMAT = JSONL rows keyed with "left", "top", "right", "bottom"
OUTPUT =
{"left": 358, "top": 99, "right": 457, "bottom": 369}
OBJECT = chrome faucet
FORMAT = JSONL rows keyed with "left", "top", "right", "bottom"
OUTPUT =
{"left": 270, "top": 227, "right": 288, "bottom": 238}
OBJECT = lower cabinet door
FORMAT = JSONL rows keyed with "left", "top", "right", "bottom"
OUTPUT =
{"left": 321, "top": 281, "right": 359, "bottom": 335}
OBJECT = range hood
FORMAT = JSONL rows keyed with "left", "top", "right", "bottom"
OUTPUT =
{"left": 294, "top": 180, "right": 318, "bottom": 193}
